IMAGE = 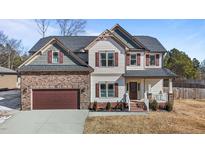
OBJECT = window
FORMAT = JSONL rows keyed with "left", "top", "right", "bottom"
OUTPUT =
{"left": 108, "top": 53, "right": 114, "bottom": 66}
{"left": 100, "top": 53, "right": 106, "bottom": 67}
{"left": 100, "top": 84, "right": 107, "bottom": 97}
{"left": 100, "top": 83, "right": 115, "bottom": 98}
{"left": 108, "top": 84, "right": 114, "bottom": 97}
{"left": 130, "top": 54, "right": 136, "bottom": 65}
{"left": 150, "top": 55, "right": 155, "bottom": 65}
{"left": 100, "top": 52, "right": 114, "bottom": 67}
{"left": 52, "top": 51, "right": 59, "bottom": 63}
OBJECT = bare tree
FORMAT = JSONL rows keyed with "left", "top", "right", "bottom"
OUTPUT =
{"left": 35, "top": 19, "right": 50, "bottom": 38}
{"left": 56, "top": 19, "right": 86, "bottom": 36}
{"left": 0, "top": 31, "right": 25, "bottom": 69}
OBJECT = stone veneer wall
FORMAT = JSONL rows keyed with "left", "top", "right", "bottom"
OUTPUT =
{"left": 20, "top": 72, "right": 90, "bottom": 110}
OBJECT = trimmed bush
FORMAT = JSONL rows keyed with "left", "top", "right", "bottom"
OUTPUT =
{"left": 166, "top": 102, "right": 174, "bottom": 112}
{"left": 93, "top": 101, "right": 98, "bottom": 111}
{"left": 106, "top": 102, "right": 112, "bottom": 111}
{"left": 150, "top": 99, "right": 158, "bottom": 111}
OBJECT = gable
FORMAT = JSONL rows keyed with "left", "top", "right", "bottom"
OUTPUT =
{"left": 29, "top": 43, "right": 78, "bottom": 66}
{"left": 112, "top": 28, "right": 142, "bottom": 49}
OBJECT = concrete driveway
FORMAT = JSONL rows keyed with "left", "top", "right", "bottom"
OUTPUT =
{"left": 0, "top": 110, "right": 89, "bottom": 134}
{"left": 0, "top": 90, "right": 20, "bottom": 109}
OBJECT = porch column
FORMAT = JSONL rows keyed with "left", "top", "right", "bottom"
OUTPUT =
{"left": 148, "top": 84, "right": 151, "bottom": 93}
{"left": 147, "top": 83, "right": 152, "bottom": 101}
{"left": 168, "top": 78, "right": 174, "bottom": 103}
{"left": 169, "top": 78, "right": 173, "bottom": 94}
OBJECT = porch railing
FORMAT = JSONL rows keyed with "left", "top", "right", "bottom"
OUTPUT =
{"left": 144, "top": 92, "right": 149, "bottom": 112}
{"left": 151, "top": 93, "right": 168, "bottom": 102}
{"left": 125, "top": 92, "right": 131, "bottom": 111}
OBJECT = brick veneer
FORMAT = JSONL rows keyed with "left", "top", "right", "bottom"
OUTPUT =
{"left": 20, "top": 72, "right": 90, "bottom": 110}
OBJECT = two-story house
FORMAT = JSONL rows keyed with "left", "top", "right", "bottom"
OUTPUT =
{"left": 18, "top": 24, "right": 176, "bottom": 111}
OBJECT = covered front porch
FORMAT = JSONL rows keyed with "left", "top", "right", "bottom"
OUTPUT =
{"left": 124, "top": 68, "right": 176, "bottom": 111}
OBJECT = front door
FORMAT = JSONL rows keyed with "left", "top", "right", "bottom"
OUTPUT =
{"left": 129, "top": 82, "right": 137, "bottom": 100}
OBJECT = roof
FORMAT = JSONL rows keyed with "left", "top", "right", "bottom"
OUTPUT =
{"left": 0, "top": 66, "right": 17, "bottom": 74}
{"left": 29, "top": 36, "right": 166, "bottom": 54}
{"left": 18, "top": 65, "right": 93, "bottom": 72}
{"left": 112, "top": 29, "right": 142, "bottom": 49}
{"left": 29, "top": 36, "right": 96, "bottom": 54}
{"left": 124, "top": 68, "right": 177, "bottom": 78}
{"left": 134, "top": 36, "right": 167, "bottom": 52}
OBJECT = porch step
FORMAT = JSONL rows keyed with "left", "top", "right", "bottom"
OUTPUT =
{"left": 130, "top": 102, "right": 146, "bottom": 112}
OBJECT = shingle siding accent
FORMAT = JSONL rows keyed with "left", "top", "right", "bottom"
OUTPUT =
{"left": 29, "top": 43, "right": 77, "bottom": 66}
{"left": 20, "top": 72, "right": 90, "bottom": 110}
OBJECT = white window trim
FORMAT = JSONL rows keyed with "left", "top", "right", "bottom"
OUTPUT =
{"left": 99, "top": 82, "right": 115, "bottom": 98}
{"left": 99, "top": 51, "right": 115, "bottom": 67}
{"left": 52, "top": 50, "right": 59, "bottom": 64}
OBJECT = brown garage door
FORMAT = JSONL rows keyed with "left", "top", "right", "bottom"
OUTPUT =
{"left": 32, "top": 89, "right": 80, "bottom": 110}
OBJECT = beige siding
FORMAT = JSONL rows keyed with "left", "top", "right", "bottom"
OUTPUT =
{"left": 90, "top": 75, "right": 126, "bottom": 103}
{"left": 0, "top": 74, "right": 17, "bottom": 89}
{"left": 88, "top": 38, "right": 126, "bottom": 75}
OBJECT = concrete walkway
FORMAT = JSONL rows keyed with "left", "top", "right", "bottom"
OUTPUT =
{"left": 0, "top": 110, "right": 89, "bottom": 134}
{"left": 89, "top": 111, "right": 148, "bottom": 117}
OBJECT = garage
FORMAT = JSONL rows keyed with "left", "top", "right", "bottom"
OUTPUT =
{"left": 32, "top": 89, "right": 80, "bottom": 110}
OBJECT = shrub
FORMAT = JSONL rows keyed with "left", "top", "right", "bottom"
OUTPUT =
{"left": 150, "top": 99, "right": 158, "bottom": 111}
{"left": 93, "top": 101, "right": 98, "bottom": 111}
{"left": 106, "top": 102, "right": 112, "bottom": 111}
{"left": 121, "top": 103, "right": 125, "bottom": 111}
{"left": 88, "top": 103, "right": 92, "bottom": 110}
{"left": 166, "top": 102, "right": 174, "bottom": 112}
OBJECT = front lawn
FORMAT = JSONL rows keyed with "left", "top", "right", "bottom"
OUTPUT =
{"left": 84, "top": 100, "right": 205, "bottom": 133}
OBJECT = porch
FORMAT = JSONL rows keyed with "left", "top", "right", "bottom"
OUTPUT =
{"left": 124, "top": 68, "right": 176, "bottom": 111}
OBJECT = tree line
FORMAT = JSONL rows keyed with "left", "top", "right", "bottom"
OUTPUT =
{"left": 164, "top": 48, "right": 205, "bottom": 79}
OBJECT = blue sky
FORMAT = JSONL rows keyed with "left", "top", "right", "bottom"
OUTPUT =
{"left": 0, "top": 19, "right": 204, "bottom": 61}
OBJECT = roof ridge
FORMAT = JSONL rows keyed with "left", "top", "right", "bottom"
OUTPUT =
{"left": 134, "top": 35, "right": 157, "bottom": 39}
{"left": 43, "top": 35, "right": 97, "bottom": 38}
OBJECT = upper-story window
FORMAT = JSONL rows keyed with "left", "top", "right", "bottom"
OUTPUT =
{"left": 129, "top": 53, "right": 141, "bottom": 66}
{"left": 150, "top": 55, "right": 155, "bottom": 65}
{"left": 100, "top": 52, "right": 114, "bottom": 67}
{"left": 52, "top": 51, "right": 59, "bottom": 63}
{"left": 130, "top": 54, "right": 136, "bottom": 65}
{"left": 146, "top": 53, "right": 160, "bottom": 66}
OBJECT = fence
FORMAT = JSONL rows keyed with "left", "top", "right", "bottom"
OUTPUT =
{"left": 163, "top": 79, "right": 205, "bottom": 99}
{"left": 164, "top": 87, "right": 205, "bottom": 99}
{"left": 164, "top": 79, "right": 205, "bottom": 88}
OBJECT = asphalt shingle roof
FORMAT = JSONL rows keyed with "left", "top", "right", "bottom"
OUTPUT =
{"left": 18, "top": 65, "right": 93, "bottom": 72}
{"left": 29, "top": 36, "right": 96, "bottom": 53}
{"left": 29, "top": 35, "right": 167, "bottom": 54}
{"left": 134, "top": 36, "right": 167, "bottom": 52}
{"left": 124, "top": 68, "right": 177, "bottom": 78}
{"left": 0, "top": 66, "right": 17, "bottom": 74}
